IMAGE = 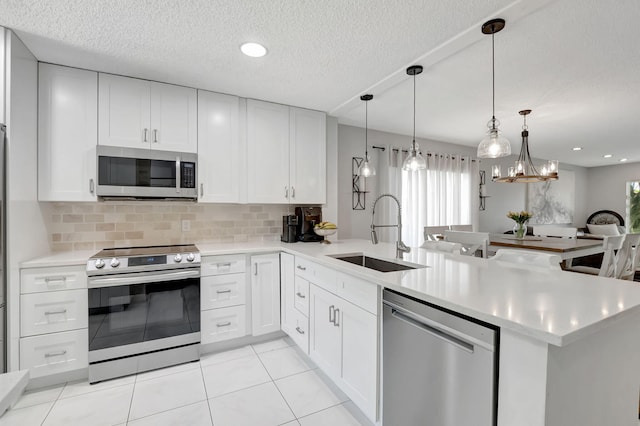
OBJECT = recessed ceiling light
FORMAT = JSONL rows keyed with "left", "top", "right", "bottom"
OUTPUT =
{"left": 603, "top": 154, "right": 613, "bottom": 158}
{"left": 240, "top": 42, "right": 267, "bottom": 58}
{"left": 572, "top": 147, "right": 582, "bottom": 151}
{"left": 620, "top": 158, "right": 628, "bottom": 162}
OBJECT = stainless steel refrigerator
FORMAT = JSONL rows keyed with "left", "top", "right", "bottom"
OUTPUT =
{"left": 0, "top": 124, "right": 6, "bottom": 373}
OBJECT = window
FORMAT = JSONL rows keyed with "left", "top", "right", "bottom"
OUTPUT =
{"left": 627, "top": 181, "right": 640, "bottom": 233}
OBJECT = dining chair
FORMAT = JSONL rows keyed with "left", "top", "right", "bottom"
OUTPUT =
{"left": 423, "top": 225, "right": 450, "bottom": 242}
{"left": 567, "top": 235, "right": 625, "bottom": 277}
{"left": 420, "top": 240, "right": 462, "bottom": 254}
{"left": 490, "top": 249, "right": 562, "bottom": 270}
{"left": 444, "top": 230, "right": 490, "bottom": 258}
{"left": 614, "top": 233, "right": 640, "bottom": 280}
{"left": 532, "top": 226, "right": 577, "bottom": 239}
{"left": 450, "top": 224, "right": 473, "bottom": 232}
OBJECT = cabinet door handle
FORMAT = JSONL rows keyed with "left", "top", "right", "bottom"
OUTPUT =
{"left": 295, "top": 326, "right": 305, "bottom": 335}
{"left": 153, "top": 129, "right": 158, "bottom": 143}
{"left": 200, "top": 183, "right": 204, "bottom": 197}
{"left": 291, "top": 186, "right": 295, "bottom": 198}
{"left": 89, "top": 179, "right": 95, "bottom": 194}
{"left": 216, "top": 321, "right": 231, "bottom": 327}
{"left": 44, "top": 276, "right": 67, "bottom": 285}
{"left": 329, "top": 305, "right": 335, "bottom": 323}
{"left": 44, "top": 350, "right": 67, "bottom": 358}
{"left": 296, "top": 292, "right": 306, "bottom": 299}
{"left": 333, "top": 308, "right": 340, "bottom": 327}
{"left": 254, "top": 263, "right": 258, "bottom": 276}
{"left": 216, "top": 289, "right": 232, "bottom": 294}
{"left": 44, "top": 309, "right": 67, "bottom": 315}
{"left": 143, "top": 128, "right": 148, "bottom": 142}
{"left": 296, "top": 265, "right": 306, "bottom": 271}
{"left": 285, "top": 186, "right": 289, "bottom": 199}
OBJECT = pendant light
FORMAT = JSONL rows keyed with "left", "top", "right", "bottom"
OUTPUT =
{"left": 492, "top": 109, "right": 559, "bottom": 183}
{"left": 358, "top": 94, "right": 376, "bottom": 177}
{"left": 477, "top": 18, "right": 511, "bottom": 159}
{"left": 402, "top": 65, "right": 427, "bottom": 172}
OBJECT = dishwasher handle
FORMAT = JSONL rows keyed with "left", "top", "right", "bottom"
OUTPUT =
{"left": 390, "top": 308, "right": 475, "bottom": 354}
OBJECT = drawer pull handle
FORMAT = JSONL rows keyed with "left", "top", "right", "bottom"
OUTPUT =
{"left": 295, "top": 292, "right": 306, "bottom": 299}
{"left": 216, "top": 263, "right": 232, "bottom": 268}
{"left": 44, "top": 309, "right": 67, "bottom": 315}
{"left": 216, "top": 289, "right": 232, "bottom": 294}
{"left": 295, "top": 327, "right": 305, "bottom": 335}
{"left": 216, "top": 321, "right": 231, "bottom": 327}
{"left": 44, "top": 350, "right": 67, "bottom": 358}
{"left": 44, "top": 276, "right": 67, "bottom": 284}
{"left": 296, "top": 265, "right": 306, "bottom": 271}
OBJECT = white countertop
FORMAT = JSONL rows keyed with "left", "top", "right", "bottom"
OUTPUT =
{"left": 22, "top": 239, "right": 640, "bottom": 347}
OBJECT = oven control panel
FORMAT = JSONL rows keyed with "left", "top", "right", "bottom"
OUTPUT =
{"left": 87, "top": 252, "right": 201, "bottom": 274}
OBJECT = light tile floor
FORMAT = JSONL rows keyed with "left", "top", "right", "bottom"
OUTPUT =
{"left": 0, "top": 337, "right": 372, "bottom": 426}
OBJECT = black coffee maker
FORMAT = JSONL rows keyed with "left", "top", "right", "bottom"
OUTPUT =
{"left": 295, "top": 206, "right": 324, "bottom": 242}
{"left": 281, "top": 215, "right": 298, "bottom": 243}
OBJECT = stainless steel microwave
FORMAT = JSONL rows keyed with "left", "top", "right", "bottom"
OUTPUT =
{"left": 96, "top": 146, "right": 197, "bottom": 200}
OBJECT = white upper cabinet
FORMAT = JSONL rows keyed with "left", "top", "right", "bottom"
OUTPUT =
{"left": 197, "top": 90, "right": 244, "bottom": 203}
{"left": 150, "top": 81, "right": 197, "bottom": 153}
{"left": 38, "top": 63, "right": 98, "bottom": 202}
{"left": 247, "top": 99, "right": 326, "bottom": 204}
{"left": 98, "top": 73, "right": 196, "bottom": 153}
{"left": 290, "top": 107, "right": 326, "bottom": 204}
{"left": 247, "top": 100, "right": 291, "bottom": 203}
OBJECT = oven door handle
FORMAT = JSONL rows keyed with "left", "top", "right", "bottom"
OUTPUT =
{"left": 88, "top": 269, "right": 200, "bottom": 289}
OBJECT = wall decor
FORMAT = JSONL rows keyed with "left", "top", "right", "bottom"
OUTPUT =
{"left": 527, "top": 169, "right": 575, "bottom": 224}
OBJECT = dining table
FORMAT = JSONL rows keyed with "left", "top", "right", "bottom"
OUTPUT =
{"left": 488, "top": 234, "right": 605, "bottom": 261}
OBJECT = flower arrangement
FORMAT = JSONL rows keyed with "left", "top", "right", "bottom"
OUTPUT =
{"left": 507, "top": 211, "right": 533, "bottom": 239}
{"left": 507, "top": 210, "right": 533, "bottom": 224}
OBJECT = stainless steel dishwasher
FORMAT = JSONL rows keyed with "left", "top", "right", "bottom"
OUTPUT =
{"left": 382, "top": 289, "right": 498, "bottom": 426}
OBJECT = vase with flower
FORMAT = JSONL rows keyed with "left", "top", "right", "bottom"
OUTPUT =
{"left": 507, "top": 210, "right": 533, "bottom": 239}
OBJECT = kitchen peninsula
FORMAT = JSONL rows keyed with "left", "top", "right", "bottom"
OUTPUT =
{"left": 22, "top": 239, "right": 640, "bottom": 426}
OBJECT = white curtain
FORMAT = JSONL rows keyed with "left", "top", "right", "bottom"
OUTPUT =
{"left": 402, "top": 153, "right": 479, "bottom": 247}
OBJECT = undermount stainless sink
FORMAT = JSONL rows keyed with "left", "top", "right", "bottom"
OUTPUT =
{"left": 330, "top": 253, "right": 425, "bottom": 273}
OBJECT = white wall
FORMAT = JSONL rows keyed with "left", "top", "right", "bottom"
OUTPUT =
{"left": 337, "top": 124, "right": 476, "bottom": 239}
{"left": 585, "top": 162, "right": 640, "bottom": 226}
{"left": 5, "top": 30, "right": 47, "bottom": 370}
{"left": 479, "top": 156, "right": 589, "bottom": 234}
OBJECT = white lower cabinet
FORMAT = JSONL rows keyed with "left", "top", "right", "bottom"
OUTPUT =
{"left": 200, "top": 255, "right": 248, "bottom": 344}
{"left": 20, "top": 265, "right": 89, "bottom": 379}
{"left": 20, "top": 329, "right": 88, "bottom": 379}
{"left": 251, "top": 253, "right": 281, "bottom": 336}
{"left": 309, "top": 285, "right": 342, "bottom": 378}
{"left": 21, "top": 289, "right": 88, "bottom": 337}
{"left": 280, "top": 253, "right": 297, "bottom": 338}
{"left": 201, "top": 305, "right": 247, "bottom": 344}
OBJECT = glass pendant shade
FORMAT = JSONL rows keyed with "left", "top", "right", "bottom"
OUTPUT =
{"left": 358, "top": 154, "right": 376, "bottom": 177}
{"left": 477, "top": 120, "right": 511, "bottom": 158}
{"left": 402, "top": 142, "right": 427, "bottom": 171}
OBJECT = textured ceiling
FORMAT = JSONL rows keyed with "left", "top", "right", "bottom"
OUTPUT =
{"left": 1, "top": 0, "right": 639, "bottom": 167}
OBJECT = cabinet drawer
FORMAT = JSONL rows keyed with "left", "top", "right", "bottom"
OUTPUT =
{"left": 201, "top": 255, "right": 246, "bottom": 276}
{"left": 336, "top": 272, "right": 379, "bottom": 315}
{"left": 294, "top": 257, "right": 336, "bottom": 293}
{"left": 289, "top": 308, "right": 309, "bottom": 354}
{"left": 20, "top": 329, "right": 88, "bottom": 378}
{"left": 21, "top": 289, "right": 88, "bottom": 337}
{"left": 201, "top": 305, "right": 247, "bottom": 344}
{"left": 21, "top": 266, "right": 87, "bottom": 294}
{"left": 294, "top": 276, "right": 310, "bottom": 317}
{"left": 201, "top": 273, "right": 246, "bottom": 310}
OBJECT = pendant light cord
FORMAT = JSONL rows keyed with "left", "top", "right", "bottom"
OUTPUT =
{"left": 491, "top": 26, "right": 496, "bottom": 125}
{"left": 365, "top": 100, "right": 368, "bottom": 158}
{"left": 412, "top": 72, "right": 416, "bottom": 151}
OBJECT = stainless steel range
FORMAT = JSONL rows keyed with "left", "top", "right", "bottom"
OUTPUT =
{"left": 87, "top": 244, "right": 201, "bottom": 383}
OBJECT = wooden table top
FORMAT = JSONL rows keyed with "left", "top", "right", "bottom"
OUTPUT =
{"left": 489, "top": 235, "right": 604, "bottom": 253}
